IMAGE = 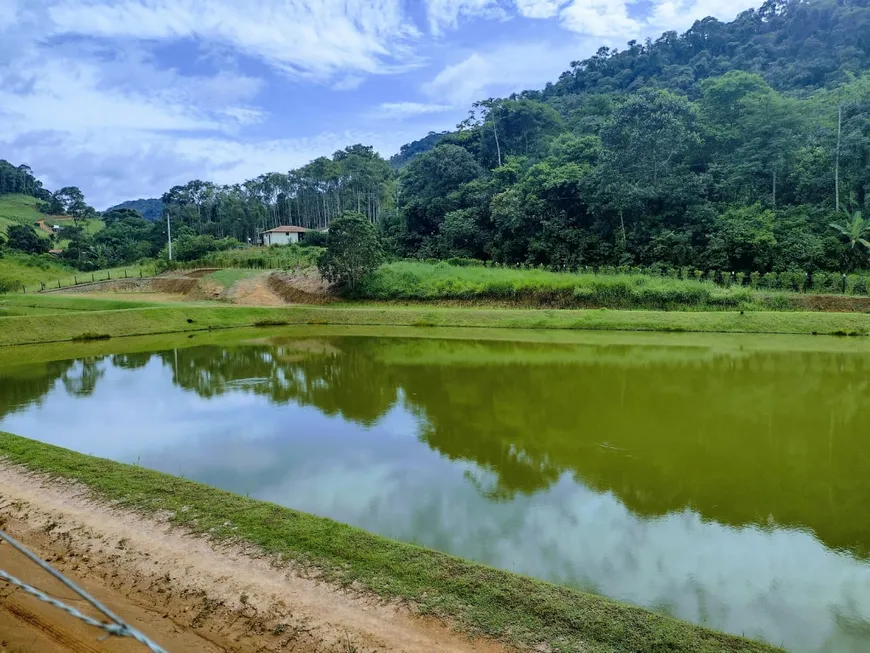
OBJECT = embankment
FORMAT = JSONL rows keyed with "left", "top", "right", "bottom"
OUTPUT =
{"left": 2, "top": 301, "right": 870, "bottom": 346}
{"left": 0, "top": 433, "right": 783, "bottom": 653}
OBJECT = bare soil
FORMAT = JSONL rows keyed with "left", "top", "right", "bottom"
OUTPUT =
{"left": 225, "top": 276, "right": 285, "bottom": 306}
{"left": 791, "top": 293, "right": 870, "bottom": 312}
{"left": 35, "top": 219, "right": 54, "bottom": 236}
{"left": 45, "top": 270, "right": 335, "bottom": 308}
{"left": 266, "top": 272, "right": 334, "bottom": 305}
{"left": 0, "top": 464, "right": 505, "bottom": 653}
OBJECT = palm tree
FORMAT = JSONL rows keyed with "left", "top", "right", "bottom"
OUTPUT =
{"left": 829, "top": 203, "right": 870, "bottom": 251}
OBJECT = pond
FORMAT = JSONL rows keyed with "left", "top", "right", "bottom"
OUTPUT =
{"left": 1, "top": 328, "right": 870, "bottom": 652}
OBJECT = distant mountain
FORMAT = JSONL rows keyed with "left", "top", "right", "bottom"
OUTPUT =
{"left": 106, "top": 198, "right": 164, "bottom": 221}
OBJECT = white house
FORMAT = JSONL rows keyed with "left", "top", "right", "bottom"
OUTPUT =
{"left": 260, "top": 225, "right": 310, "bottom": 246}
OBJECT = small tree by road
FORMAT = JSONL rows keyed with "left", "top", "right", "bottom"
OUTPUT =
{"left": 318, "top": 212, "right": 383, "bottom": 291}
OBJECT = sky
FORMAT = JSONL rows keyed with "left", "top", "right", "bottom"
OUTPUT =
{"left": 0, "top": 0, "right": 759, "bottom": 209}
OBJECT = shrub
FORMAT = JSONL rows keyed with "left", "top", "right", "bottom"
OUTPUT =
{"left": 749, "top": 271, "right": 760, "bottom": 288}
{"left": 300, "top": 230, "right": 328, "bottom": 247}
{"left": 6, "top": 225, "right": 49, "bottom": 254}
{"left": 318, "top": 212, "right": 383, "bottom": 291}
{"left": 446, "top": 257, "right": 486, "bottom": 267}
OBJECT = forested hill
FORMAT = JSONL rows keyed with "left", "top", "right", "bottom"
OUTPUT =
{"left": 106, "top": 198, "right": 164, "bottom": 222}
{"left": 387, "top": 0, "right": 870, "bottom": 273}
{"left": 393, "top": 0, "right": 870, "bottom": 171}
{"left": 542, "top": 0, "right": 870, "bottom": 98}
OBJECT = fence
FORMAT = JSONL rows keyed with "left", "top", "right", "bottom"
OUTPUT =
{"left": 2, "top": 267, "right": 151, "bottom": 295}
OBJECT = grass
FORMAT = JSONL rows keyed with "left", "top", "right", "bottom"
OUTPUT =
{"left": 1, "top": 261, "right": 158, "bottom": 294}
{"left": 0, "top": 194, "right": 103, "bottom": 242}
{"left": 358, "top": 262, "right": 766, "bottom": 310}
{"left": 0, "top": 194, "right": 47, "bottom": 233}
{"left": 1, "top": 299, "right": 870, "bottom": 346}
{"left": 0, "top": 432, "right": 782, "bottom": 653}
{"left": 204, "top": 268, "right": 262, "bottom": 289}
{"left": 162, "top": 244, "right": 322, "bottom": 273}
{"left": 0, "top": 252, "right": 76, "bottom": 291}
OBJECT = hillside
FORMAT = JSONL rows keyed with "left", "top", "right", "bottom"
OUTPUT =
{"left": 0, "top": 194, "right": 46, "bottom": 235}
{"left": 106, "top": 197, "right": 164, "bottom": 221}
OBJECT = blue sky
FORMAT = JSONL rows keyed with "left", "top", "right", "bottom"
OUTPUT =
{"left": 0, "top": 0, "right": 757, "bottom": 208}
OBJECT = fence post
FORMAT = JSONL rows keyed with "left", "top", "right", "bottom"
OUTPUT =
{"left": 92, "top": 273, "right": 95, "bottom": 283}
{"left": 57, "top": 279, "right": 60, "bottom": 288}
{"left": 108, "top": 271, "right": 111, "bottom": 280}
{"left": 124, "top": 270, "right": 128, "bottom": 279}
{"left": 74, "top": 276, "right": 77, "bottom": 285}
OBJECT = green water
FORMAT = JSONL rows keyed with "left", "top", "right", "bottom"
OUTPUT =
{"left": 2, "top": 328, "right": 870, "bottom": 652}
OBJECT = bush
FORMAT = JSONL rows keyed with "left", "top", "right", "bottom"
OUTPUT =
{"left": 749, "top": 271, "right": 760, "bottom": 288}
{"left": 318, "top": 212, "right": 383, "bottom": 291}
{"left": 6, "top": 225, "right": 49, "bottom": 254}
{"left": 446, "top": 257, "right": 486, "bottom": 267}
{"left": 300, "top": 230, "right": 328, "bottom": 247}
{"left": 169, "top": 234, "right": 238, "bottom": 262}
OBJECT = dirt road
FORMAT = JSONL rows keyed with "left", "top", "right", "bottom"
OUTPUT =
{"left": 0, "top": 464, "right": 505, "bottom": 653}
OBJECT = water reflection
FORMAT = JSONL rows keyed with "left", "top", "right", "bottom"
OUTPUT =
{"left": 2, "top": 334, "right": 870, "bottom": 652}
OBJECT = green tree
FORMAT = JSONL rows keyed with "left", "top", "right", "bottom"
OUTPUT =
{"left": 598, "top": 89, "right": 702, "bottom": 249}
{"left": 829, "top": 203, "right": 870, "bottom": 252}
{"left": 5, "top": 225, "right": 49, "bottom": 254}
{"left": 318, "top": 212, "right": 383, "bottom": 290}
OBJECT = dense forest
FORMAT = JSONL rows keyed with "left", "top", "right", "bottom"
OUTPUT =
{"left": 4, "top": 0, "right": 870, "bottom": 274}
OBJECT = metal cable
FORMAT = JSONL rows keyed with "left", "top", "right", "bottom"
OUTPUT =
{"left": 0, "top": 529, "right": 168, "bottom": 652}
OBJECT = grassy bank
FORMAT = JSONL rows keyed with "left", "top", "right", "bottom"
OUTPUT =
{"left": 359, "top": 262, "right": 769, "bottom": 309}
{"left": 2, "top": 299, "right": 870, "bottom": 346}
{"left": 0, "top": 433, "right": 781, "bottom": 653}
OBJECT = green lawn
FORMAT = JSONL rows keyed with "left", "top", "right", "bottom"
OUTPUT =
{"left": 1, "top": 300, "right": 870, "bottom": 346}
{"left": 0, "top": 432, "right": 781, "bottom": 653}
{"left": 0, "top": 261, "right": 157, "bottom": 294}
{"left": 0, "top": 252, "right": 76, "bottom": 291}
{"left": 0, "top": 194, "right": 46, "bottom": 231}
{"left": 204, "top": 268, "right": 262, "bottom": 289}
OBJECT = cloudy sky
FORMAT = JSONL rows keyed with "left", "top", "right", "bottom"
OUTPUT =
{"left": 1, "top": 0, "right": 757, "bottom": 208}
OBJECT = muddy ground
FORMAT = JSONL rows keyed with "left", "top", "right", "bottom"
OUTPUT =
{"left": 0, "top": 464, "right": 504, "bottom": 653}
{"left": 48, "top": 270, "right": 333, "bottom": 308}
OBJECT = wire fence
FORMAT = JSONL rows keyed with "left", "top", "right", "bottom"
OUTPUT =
{"left": 1, "top": 267, "right": 153, "bottom": 295}
{"left": 0, "top": 528, "right": 168, "bottom": 652}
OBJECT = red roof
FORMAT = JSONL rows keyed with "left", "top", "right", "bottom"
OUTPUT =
{"left": 263, "top": 225, "right": 309, "bottom": 233}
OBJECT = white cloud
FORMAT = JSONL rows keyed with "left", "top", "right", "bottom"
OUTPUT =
{"left": 332, "top": 75, "right": 366, "bottom": 92}
{"left": 559, "top": 0, "right": 640, "bottom": 37}
{"left": 425, "top": 38, "right": 595, "bottom": 106}
{"left": 513, "top": 0, "right": 565, "bottom": 19}
{"left": 647, "top": 0, "right": 759, "bottom": 32}
{"left": 426, "top": 0, "right": 503, "bottom": 33}
{"left": 47, "top": 0, "right": 420, "bottom": 81}
{"left": 378, "top": 102, "right": 455, "bottom": 118}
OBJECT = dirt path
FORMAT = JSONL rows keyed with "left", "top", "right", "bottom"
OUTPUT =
{"left": 225, "top": 275, "right": 285, "bottom": 306}
{"left": 35, "top": 219, "right": 53, "bottom": 235}
{"left": 0, "top": 464, "right": 505, "bottom": 653}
